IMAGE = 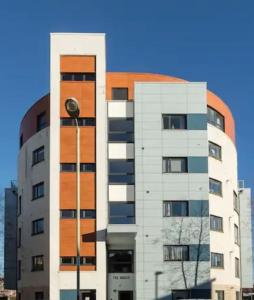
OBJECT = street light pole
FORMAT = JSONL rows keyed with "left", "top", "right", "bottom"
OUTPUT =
{"left": 65, "top": 98, "right": 81, "bottom": 300}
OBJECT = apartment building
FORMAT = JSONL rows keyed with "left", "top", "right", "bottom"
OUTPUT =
{"left": 8, "top": 33, "right": 253, "bottom": 300}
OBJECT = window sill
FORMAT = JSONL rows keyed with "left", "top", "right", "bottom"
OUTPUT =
{"left": 32, "top": 196, "right": 44, "bottom": 201}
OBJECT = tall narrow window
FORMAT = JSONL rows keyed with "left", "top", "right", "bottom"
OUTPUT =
{"left": 209, "top": 141, "right": 222, "bottom": 160}
{"left": 32, "top": 182, "right": 44, "bottom": 200}
{"left": 112, "top": 88, "right": 128, "bottom": 100}
{"left": 33, "top": 146, "right": 44, "bottom": 165}
{"left": 163, "top": 201, "right": 188, "bottom": 217}
{"left": 207, "top": 107, "right": 225, "bottom": 131}
{"left": 233, "top": 191, "right": 239, "bottom": 212}
{"left": 236, "top": 291, "right": 240, "bottom": 300}
{"left": 215, "top": 291, "right": 224, "bottom": 300}
{"left": 32, "top": 255, "right": 44, "bottom": 271}
{"left": 210, "top": 215, "right": 223, "bottom": 232}
{"left": 235, "top": 258, "right": 240, "bottom": 278}
{"left": 32, "top": 219, "right": 44, "bottom": 235}
{"left": 17, "top": 260, "right": 21, "bottom": 280}
{"left": 37, "top": 112, "right": 47, "bottom": 132}
{"left": 163, "top": 157, "right": 187, "bottom": 173}
{"left": 19, "top": 134, "right": 23, "bottom": 148}
{"left": 164, "top": 245, "right": 189, "bottom": 261}
{"left": 234, "top": 224, "right": 239, "bottom": 244}
{"left": 18, "top": 195, "right": 22, "bottom": 216}
{"left": 209, "top": 178, "right": 222, "bottom": 196}
{"left": 18, "top": 228, "right": 21, "bottom": 248}
{"left": 211, "top": 252, "right": 224, "bottom": 268}
{"left": 162, "top": 114, "right": 187, "bottom": 129}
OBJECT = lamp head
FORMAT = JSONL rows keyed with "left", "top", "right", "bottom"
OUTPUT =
{"left": 65, "top": 98, "right": 80, "bottom": 118}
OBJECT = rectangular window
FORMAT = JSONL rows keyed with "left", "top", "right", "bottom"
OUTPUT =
{"left": 32, "top": 219, "right": 44, "bottom": 235}
{"left": 32, "top": 182, "right": 44, "bottom": 200}
{"left": 215, "top": 291, "right": 224, "bottom": 300}
{"left": 60, "top": 210, "right": 76, "bottom": 219}
{"left": 209, "top": 141, "right": 222, "bottom": 160}
{"left": 163, "top": 201, "right": 188, "bottom": 217}
{"left": 112, "top": 88, "right": 128, "bottom": 100}
{"left": 235, "top": 257, "right": 240, "bottom": 278}
{"left": 207, "top": 107, "right": 225, "bottom": 131}
{"left": 60, "top": 163, "right": 96, "bottom": 172}
{"left": 37, "top": 112, "right": 47, "bottom": 132}
{"left": 209, "top": 178, "right": 222, "bottom": 196}
{"left": 18, "top": 195, "right": 21, "bottom": 216}
{"left": 236, "top": 291, "right": 240, "bottom": 300}
{"left": 18, "top": 228, "right": 21, "bottom": 248}
{"left": 172, "top": 290, "right": 190, "bottom": 300}
{"left": 35, "top": 292, "right": 44, "bottom": 300}
{"left": 162, "top": 114, "right": 187, "bottom": 129}
{"left": 33, "top": 146, "right": 44, "bottom": 165}
{"left": 234, "top": 224, "right": 239, "bottom": 244}
{"left": 32, "top": 255, "right": 44, "bottom": 271}
{"left": 108, "top": 250, "right": 133, "bottom": 273}
{"left": 233, "top": 191, "right": 239, "bottom": 212}
{"left": 80, "top": 163, "right": 96, "bottom": 172}
{"left": 60, "top": 256, "right": 76, "bottom": 265}
{"left": 17, "top": 260, "right": 21, "bottom": 280}
{"left": 80, "top": 256, "right": 96, "bottom": 266}
{"left": 61, "top": 73, "right": 96, "bottom": 81}
{"left": 60, "top": 163, "right": 76, "bottom": 172}
{"left": 80, "top": 210, "right": 96, "bottom": 219}
{"left": 109, "top": 159, "right": 135, "bottom": 184}
{"left": 20, "top": 134, "right": 23, "bottom": 148}
{"left": 108, "top": 118, "right": 134, "bottom": 143}
{"left": 210, "top": 215, "right": 223, "bottom": 232}
{"left": 211, "top": 252, "right": 224, "bottom": 268}
{"left": 163, "top": 157, "right": 187, "bottom": 173}
{"left": 60, "top": 118, "right": 96, "bottom": 126}
{"left": 17, "top": 292, "right": 21, "bottom": 300}
{"left": 109, "top": 202, "right": 135, "bottom": 224}
{"left": 164, "top": 245, "right": 189, "bottom": 261}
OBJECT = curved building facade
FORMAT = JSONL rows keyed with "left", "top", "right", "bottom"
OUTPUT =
{"left": 15, "top": 33, "right": 252, "bottom": 300}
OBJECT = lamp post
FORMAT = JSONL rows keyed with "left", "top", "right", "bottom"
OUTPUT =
{"left": 65, "top": 98, "right": 81, "bottom": 300}
{"left": 155, "top": 271, "right": 163, "bottom": 300}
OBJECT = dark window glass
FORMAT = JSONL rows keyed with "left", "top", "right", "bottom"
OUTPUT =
{"left": 18, "top": 228, "right": 21, "bottom": 248}
{"left": 32, "top": 219, "right": 44, "bottom": 235}
{"left": 60, "top": 210, "right": 76, "bottom": 219}
{"left": 60, "top": 118, "right": 96, "bottom": 126}
{"left": 108, "top": 118, "right": 134, "bottom": 143}
{"left": 211, "top": 252, "right": 224, "bottom": 268}
{"left": 108, "top": 250, "right": 133, "bottom": 273}
{"left": 163, "top": 201, "right": 188, "bottom": 217}
{"left": 17, "top": 292, "right": 21, "bottom": 300}
{"left": 61, "top": 73, "right": 96, "bottom": 81}
{"left": 207, "top": 107, "right": 225, "bottom": 131}
{"left": 32, "top": 255, "right": 44, "bottom": 271}
{"left": 81, "top": 210, "right": 96, "bottom": 219}
{"left": 112, "top": 88, "right": 128, "bottom": 100}
{"left": 209, "top": 178, "right": 222, "bottom": 196}
{"left": 20, "top": 134, "right": 23, "bottom": 148}
{"left": 60, "top": 163, "right": 76, "bottom": 172}
{"left": 162, "top": 114, "right": 187, "bottom": 129}
{"left": 18, "top": 195, "right": 21, "bottom": 216}
{"left": 37, "top": 112, "right": 47, "bottom": 132}
{"left": 172, "top": 290, "right": 190, "bottom": 300}
{"left": 163, "top": 157, "right": 187, "bottom": 173}
{"left": 210, "top": 215, "right": 223, "bottom": 232}
{"left": 17, "top": 260, "right": 21, "bottom": 280}
{"left": 32, "top": 182, "right": 44, "bottom": 200}
{"left": 80, "top": 163, "right": 96, "bottom": 172}
{"left": 85, "top": 73, "right": 96, "bottom": 81}
{"left": 209, "top": 141, "right": 222, "bottom": 160}
{"left": 235, "top": 258, "right": 240, "bottom": 277}
{"left": 35, "top": 292, "right": 44, "bottom": 300}
{"left": 109, "top": 160, "right": 135, "bottom": 184}
{"left": 234, "top": 225, "right": 239, "bottom": 244}
{"left": 61, "top": 73, "right": 73, "bottom": 81}
{"left": 215, "top": 291, "right": 224, "bottom": 300}
{"left": 108, "top": 132, "right": 134, "bottom": 143}
{"left": 80, "top": 257, "right": 96, "bottom": 265}
{"left": 108, "top": 175, "right": 135, "bottom": 184}
{"left": 60, "top": 256, "right": 76, "bottom": 265}
{"left": 33, "top": 146, "right": 45, "bottom": 165}
{"left": 233, "top": 191, "right": 239, "bottom": 212}
{"left": 109, "top": 202, "right": 135, "bottom": 224}
{"left": 164, "top": 245, "right": 189, "bottom": 261}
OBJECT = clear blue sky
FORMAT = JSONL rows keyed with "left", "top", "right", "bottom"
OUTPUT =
{"left": 0, "top": 0, "right": 254, "bottom": 276}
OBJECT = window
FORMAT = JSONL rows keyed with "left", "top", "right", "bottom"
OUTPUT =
{"left": 17, "top": 260, "right": 21, "bottom": 280}
{"left": 108, "top": 118, "right": 134, "bottom": 143}
{"left": 211, "top": 252, "right": 224, "bottom": 268}
{"left": 235, "top": 258, "right": 240, "bottom": 278}
{"left": 60, "top": 163, "right": 76, "bottom": 172}
{"left": 236, "top": 291, "right": 240, "bottom": 300}
{"left": 207, "top": 107, "right": 225, "bottom": 131}
{"left": 35, "top": 292, "right": 44, "bottom": 300}
{"left": 60, "top": 163, "right": 96, "bottom": 172}
{"left": 60, "top": 210, "right": 76, "bottom": 219}
{"left": 37, "top": 112, "right": 47, "bottom": 132}
{"left": 80, "top": 210, "right": 96, "bottom": 219}
{"left": 209, "top": 141, "right": 222, "bottom": 160}
{"left": 234, "top": 224, "right": 239, "bottom": 244}
{"left": 18, "top": 195, "right": 21, "bottom": 216}
{"left": 209, "top": 178, "right": 222, "bottom": 196}
{"left": 215, "top": 291, "right": 224, "bottom": 300}
{"left": 33, "top": 146, "right": 44, "bottom": 165}
{"left": 109, "top": 202, "right": 135, "bottom": 224}
{"left": 80, "top": 257, "right": 96, "bottom": 266}
{"left": 17, "top": 292, "right": 21, "bottom": 300}
{"left": 18, "top": 228, "right": 21, "bottom": 248}
{"left": 234, "top": 191, "right": 239, "bottom": 212}
{"left": 210, "top": 215, "right": 223, "bottom": 232}
{"left": 164, "top": 245, "right": 189, "bottom": 261}
{"left": 20, "top": 134, "right": 23, "bottom": 148}
{"left": 60, "top": 118, "right": 96, "bottom": 126}
{"left": 109, "top": 159, "right": 135, "bottom": 184}
{"left": 162, "top": 114, "right": 187, "bottom": 129}
{"left": 163, "top": 201, "right": 188, "bottom": 217}
{"left": 32, "top": 182, "right": 44, "bottom": 200}
{"left": 163, "top": 157, "right": 187, "bottom": 173}
{"left": 112, "top": 88, "right": 128, "bottom": 100}
{"left": 80, "top": 163, "right": 96, "bottom": 172}
{"left": 60, "top": 256, "right": 76, "bottom": 265}
{"left": 32, "top": 219, "right": 44, "bottom": 235}
{"left": 32, "top": 255, "right": 44, "bottom": 271}
{"left": 61, "top": 73, "right": 96, "bottom": 81}
{"left": 108, "top": 250, "right": 133, "bottom": 273}
{"left": 172, "top": 290, "right": 190, "bottom": 300}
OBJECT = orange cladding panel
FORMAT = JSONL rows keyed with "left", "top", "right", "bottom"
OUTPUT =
{"left": 80, "top": 219, "right": 96, "bottom": 256}
{"left": 60, "top": 219, "right": 76, "bottom": 256}
{"left": 60, "top": 173, "right": 95, "bottom": 209}
{"left": 60, "top": 55, "right": 95, "bottom": 73}
{"left": 60, "top": 127, "right": 95, "bottom": 163}
{"left": 60, "top": 81, "right": 95, "bottom": 117}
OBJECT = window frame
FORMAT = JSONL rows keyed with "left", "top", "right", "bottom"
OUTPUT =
{"left": 108, "top": 159, "right": 135, "bottom": 185}
{"left": 163, "top": 245, "right": 190, "bottom": 261}
{"left": 32, "top": 182, "right": 44, "bottom": 200}
{"left": 32, "top": 255, "right": 44, "bottom": 272}
{"left": 233, "top": 191, "right": 239, "bottom": 213}
{"left": 109, "top": 202, "right": 135, "bottom": 224}
{"left": 215, "top": 290, "right": 224, "bottom": 300}
{"left": 209, "top": 178, "right": 222, "bottom": 196}
{"left": 235, "top": 257, "right": 240, "bottom": 278}
{"left": 112, "top": 87, "right": 129, "bottom": 100}
{"left": 211, "top": 252, "right": 224, "bottom": 269}
{"left": 108, "top": 250, "right": 134, "bottom": 273}
{"left": 162, "top": 157, "right": 188, "bottom": 173}
{"left": 234, "top": 224, "right": 239, "bottom": 245}
{"left": 162, "top": 114, "right": 187, "bottom": 130}
{"left": 60, "top": 210, "right": 76, "bottom": 219}
{"left": 108, "top": 118, "right": 134, "bottom": 143}
{"left": 210, "top": 215, "right": 223, "bottom": 232}
{"left": 163, "top": 201, "right": 189, "bottom": 217}
{"left": 207, "top": 106, "right": 225, "bottom": 131}
{"left": 208, "top": 141, "right": 222, "bottom": 161}
{"left": 61, "top": 72, "right": 96, "bottom": 82}
{"left": 32, "top": 218, "right": 44, "bottom": 235}
{"left": 32, "top": 146, "right": 45, "bottom": 166}
{"left": 36, "top": 112, "right": 47, "bottom": 132}
{"left": 60, "top": 117, "right": 96, "bottom": 126}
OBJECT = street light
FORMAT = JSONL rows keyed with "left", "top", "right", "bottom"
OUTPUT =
{"left": 65, "top": 98, "right": 81, "bottom": 300}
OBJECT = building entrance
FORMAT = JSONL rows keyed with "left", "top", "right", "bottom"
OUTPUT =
{"left": 118, "top": 291, "right": 133, "bottom": 300}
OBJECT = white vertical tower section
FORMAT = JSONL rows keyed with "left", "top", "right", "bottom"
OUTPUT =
{"left": 50, "top": 33, "right": 107, "bottom": 300}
